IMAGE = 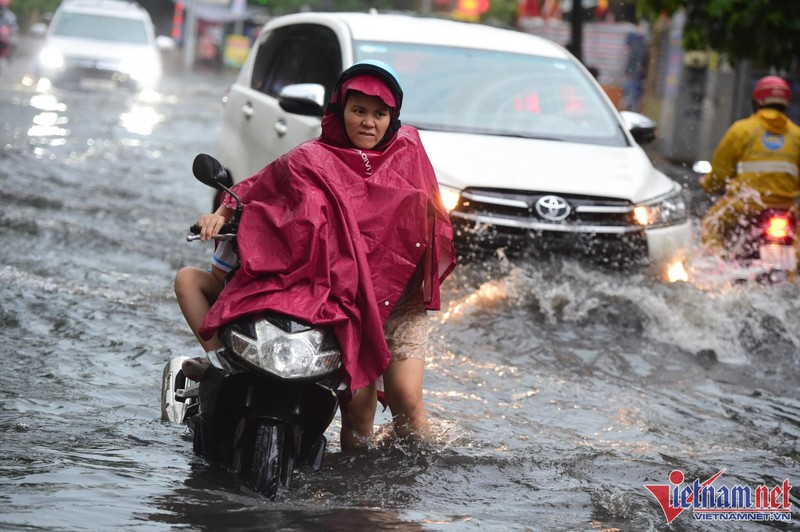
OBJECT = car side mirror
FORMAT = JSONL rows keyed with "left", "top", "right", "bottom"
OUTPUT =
{"left": 156, "top": 35, "right": 176, "bottom": 52}
{"left": 29, "top": 22, "right": 49, "bottom": 38}
{"left": 278, "top": 83, "right": 326, "bottom": 117}
{"left": 620, "top": 110, "right": 657, "bottom": 145}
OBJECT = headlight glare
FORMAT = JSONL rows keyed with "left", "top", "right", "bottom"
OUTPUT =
{"left": 39, "top": 47, "right": 64, "bottom": 69}
{"left": 633, "top": 189, "right": 688, "bottom": 227}
{"left": 438, "top": 184, "right": 462, "bottom": 212}
{"left": 125, "top": 60, "right": 158, "bottom": 84}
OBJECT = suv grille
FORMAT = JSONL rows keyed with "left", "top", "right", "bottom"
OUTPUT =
{"left": 451, "top": 188, "right": 648, "bottom": 265}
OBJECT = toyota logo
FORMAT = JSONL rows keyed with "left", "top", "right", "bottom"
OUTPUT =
{"left": 535, "top": 195, "right": 571, "bottom": 221}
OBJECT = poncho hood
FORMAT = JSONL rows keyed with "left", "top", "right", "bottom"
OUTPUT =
{"left": 756, "top": 108, "right": 790, "bottom": 135}
{"left": 321, "top": 62, "right": 404, "bottom": 150}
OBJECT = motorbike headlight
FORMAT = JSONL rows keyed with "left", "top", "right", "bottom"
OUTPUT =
{"left": 438, "top": 184, "right": 462, "bottom": 212}
{"left": 632, "top": 188, "right": 689, "bottom": 227}
{"left": 226, "top": 318, "right": 341, "bottom": 379}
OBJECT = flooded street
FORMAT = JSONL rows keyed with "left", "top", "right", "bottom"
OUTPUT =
{"left": 1, "top": 46, "right": 799, "bottom": 531}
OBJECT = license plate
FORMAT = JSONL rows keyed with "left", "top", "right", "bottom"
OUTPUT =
{"left": 760, "top": 244, "right": 797, "bottom": 270}
{"left": 79, "top": 78, "right": 116, "bottom": 91}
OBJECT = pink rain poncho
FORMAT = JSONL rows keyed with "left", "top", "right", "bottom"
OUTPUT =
{"left": 200, "top": 74, "right": 456, "bottom": 391}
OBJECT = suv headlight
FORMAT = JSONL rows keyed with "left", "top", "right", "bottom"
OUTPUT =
{"left": 39, "top": 47, "right": 64, "bottom": 70}
{"left": 438, "top": 184, "right": 462, "bottom": 212}
{"left": 224, "top": 316, "right": 341, "bottom": 379}
{"left": 633, "top": 187, "right": 688, "bottom": 227}
{"left": 123, "top": 54, "right": 160, "bottom": 85}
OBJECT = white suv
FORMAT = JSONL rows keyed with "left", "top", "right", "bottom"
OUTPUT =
{"left": 36, "top": 0, "right": 168, "bottom": 91}
{"left": 214, "top": 12, "right": 691, "bottom": 279}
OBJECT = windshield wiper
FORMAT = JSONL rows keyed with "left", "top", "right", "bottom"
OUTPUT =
{"left": 407, "top": 122, "right": 565, "bottom": 141}
{"left": 488, "top": 132, "right": 566, "bottom": 141}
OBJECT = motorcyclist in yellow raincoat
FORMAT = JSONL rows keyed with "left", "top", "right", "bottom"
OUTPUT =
{"left": 700, "top": 75, "right": 800, "bottom": 257}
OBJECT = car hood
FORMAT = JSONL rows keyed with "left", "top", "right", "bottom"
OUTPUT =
{"left": 418, "top": 130, "right": 677, "bottom": 203}
{"left": 46, "top": 35, "right": 156, "bottom": 62}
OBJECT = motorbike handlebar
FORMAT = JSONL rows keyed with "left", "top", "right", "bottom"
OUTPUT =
{"left": 186, "top": 233, "right": 237, "bottom": 242}
{"left": 186, "top": 223, "right": 237, "bottom": 242}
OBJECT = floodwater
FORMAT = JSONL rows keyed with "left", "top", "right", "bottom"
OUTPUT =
{"left": 1, "top": 45, "right": 799, "bottom": 531}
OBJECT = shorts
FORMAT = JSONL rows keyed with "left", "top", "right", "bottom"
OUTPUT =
{"left": 211, "top": 240, "right": 239, "bottom": 273}
{"left": 383, "top": 291, "right": 430, "bottom": 362}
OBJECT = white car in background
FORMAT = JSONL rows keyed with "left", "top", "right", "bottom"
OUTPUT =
{"left": 36, "top": 0, "right": 170, "bottom": 91}
{"left": 214, "top": 11, "right": 691, "bottom": 280}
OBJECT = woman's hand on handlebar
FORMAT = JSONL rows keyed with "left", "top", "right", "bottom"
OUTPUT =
{"left": 198, "top": 206, "right": 233, "bottom": 240}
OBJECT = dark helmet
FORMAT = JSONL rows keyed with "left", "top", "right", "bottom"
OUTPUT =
{"left": 753, "top": 75, "right": 791, "bottom": 108}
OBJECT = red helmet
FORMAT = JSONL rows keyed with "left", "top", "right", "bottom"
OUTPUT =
{"left": 753, "top": 76, "right": 791, "bottom": 107}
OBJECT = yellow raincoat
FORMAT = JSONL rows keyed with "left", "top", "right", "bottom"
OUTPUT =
{"left": 700, "top": 108, "right": 800, "bottom": 253}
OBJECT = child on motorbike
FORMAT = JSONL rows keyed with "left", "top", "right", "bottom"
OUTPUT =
{"left": 173, "top": 239, "right": 237, "bottom": 376}
{"left": 178, "top": 60, "right": 456, "bottom": 450}
{"left": 700, "top": 75, "right": 800, "bottom": 257}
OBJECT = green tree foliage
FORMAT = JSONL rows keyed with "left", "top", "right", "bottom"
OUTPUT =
{"left": 638, "top": 0, "right": 800, "bottom": 71}
{"left": 8, "top": 0, "right": 61, "bottom": 29}
{"left": 484, "top": 0, "right": 519, "bottom": 28}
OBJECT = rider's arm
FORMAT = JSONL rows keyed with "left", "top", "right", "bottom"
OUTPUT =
{"left": 701, "top": 126, "right": 741, "bottom": 194}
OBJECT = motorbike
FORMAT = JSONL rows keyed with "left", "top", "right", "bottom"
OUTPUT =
{"left": 161, "top": 154, "right": 343, "bottom": 499}
{"left": 0, "top": 24, "right": 12, "bottom": 73}
{"left": 0, "top": 5, "right": 18, "bottom": 73}
{"left": 725, "top": 208, "right": 798, "bottom": 284}
{"left": 689, "top": 206, "right": 800, "bottom": 287}
{"left": 688, "top": 161, "right": 798, "bottom": 287}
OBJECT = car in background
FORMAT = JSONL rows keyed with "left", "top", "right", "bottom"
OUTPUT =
{"left": 36, "top": 0, "right": 171, "bottom": 91}
{"left": 214, "top": 11, "right": 691, "bottom": 280}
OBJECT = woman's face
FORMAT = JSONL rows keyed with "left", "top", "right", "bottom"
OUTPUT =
{"left": 343, "top": 91, "right": 392, "bottom": 150}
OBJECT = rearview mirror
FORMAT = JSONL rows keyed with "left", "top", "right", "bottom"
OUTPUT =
{"left": 620, "top": 111, "right": 657, "bottom": 145}
{"left": 278, "top": 83, "right": 326, "bottom": 117}
{"left": 192, "top": 153, "right": 228, "bottom": 190}
{"left": 692, "top": 160, "right": 711, "bottom": 174}
{"left": 29, "top": 22, "right": 48, "bottom": 37}
{"left": 156, "top": 35, "right": 177, "bottom": 52}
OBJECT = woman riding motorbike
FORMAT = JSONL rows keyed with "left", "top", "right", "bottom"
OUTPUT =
{"left": 193, "top": 60, "right": 457, "bottom": 450}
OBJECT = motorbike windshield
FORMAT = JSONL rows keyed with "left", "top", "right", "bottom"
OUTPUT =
{"left": 51, "top": 13, "right": 149, "bottom": 45}
{"left": 355, "top": 41, "right": 627, "bottom": 147}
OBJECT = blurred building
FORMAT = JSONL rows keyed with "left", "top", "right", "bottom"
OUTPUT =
{"left": 137, "top": 0, "right": 262, "bottom": 69}
{"left": 641, "top": 10, "right": 799, "bottom": 165}
{"left": 518, "top": 2, "right": 648, "bottom": 111}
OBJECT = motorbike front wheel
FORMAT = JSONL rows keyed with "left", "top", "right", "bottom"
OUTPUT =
{"left": 251, "top": 423, "right": 286, "bottom": 499}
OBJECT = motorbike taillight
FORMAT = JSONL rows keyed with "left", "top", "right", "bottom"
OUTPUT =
{"left": 765, "top": 215, "right": 792, "bottom": 240}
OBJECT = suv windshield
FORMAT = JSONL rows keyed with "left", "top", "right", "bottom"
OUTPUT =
{"left": 355, "top": 41, "right": 627, "bottom": 147}
{"left": 52, "top": 12, "right": 149, "bottom": 44}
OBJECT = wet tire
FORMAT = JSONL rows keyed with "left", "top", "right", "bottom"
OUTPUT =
{"left": 192, "top": 422, "right": 205, "bottom": 455}
{"left": 232, "top": 419, "right": 254, "bottom": 477}
{"left": 192, "top": 418, "right": 221, "bottom": 460}
{"left": 251, "top": 423, "right": 285, "bottom": 500}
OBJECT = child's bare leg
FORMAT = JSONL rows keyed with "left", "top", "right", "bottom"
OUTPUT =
{"left": 339, "top": 384, "right": 377, "bottom": 451}
{"left": 174, "top": 266, "right": 224, "bottom": 352}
